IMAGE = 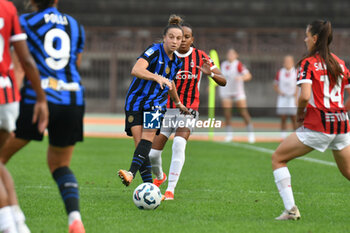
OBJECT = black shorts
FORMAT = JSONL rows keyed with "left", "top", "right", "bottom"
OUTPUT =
{"left": 125, "top": 110, "right": 164, "bottom": 137}
{"left": 15, "top": 102, "right": 84, "bottom": 147}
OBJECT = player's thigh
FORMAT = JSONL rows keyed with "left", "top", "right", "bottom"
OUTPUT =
{"left": 332, "top": 146, "right": 350, "bottom": 180}
{"left": 221, "top": 98, "right": 233, "bottom": 109}
{"left": 272, "top": 132, "right": 313, "bottom": 169}
{"left": 235, "top": 98, "right": 248, "bottom": 109}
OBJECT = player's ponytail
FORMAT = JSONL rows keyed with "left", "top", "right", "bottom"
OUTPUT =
{"left": 297, "top": 20, "right": 343, "bottom": 85}
{"left": 163, "top": 14, "right": 183, "bottom": 35}
{"left": 31, "top": 0, "right": 55, "bottom": 10}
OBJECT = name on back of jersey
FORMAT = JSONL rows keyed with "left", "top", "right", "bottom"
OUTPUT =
{"left": 314, "top": 62, "right": 345, "bottom": 72}
{"left": 44, "top": 13, "right": 68, "bottom": 25}
{"left": 325, "top": 112, "right": 349, "bottom": 122}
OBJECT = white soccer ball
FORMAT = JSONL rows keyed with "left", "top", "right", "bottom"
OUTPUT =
{"left": 133, "top": 183, "right": 162, "bottom": 210}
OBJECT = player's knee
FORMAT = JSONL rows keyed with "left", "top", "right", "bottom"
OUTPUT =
{"left": 341, "top": 169, "right": 350, "bottom": 181}
{"left": 271, "top": 152, "right": 282, "bottom": 168}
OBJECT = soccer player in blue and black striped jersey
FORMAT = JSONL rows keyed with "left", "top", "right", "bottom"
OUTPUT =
{"left": 0, "top": 0, "right": 86, "bottom": 232}
{"left": 118, "top": 15, "right": 189, "bottom": 187}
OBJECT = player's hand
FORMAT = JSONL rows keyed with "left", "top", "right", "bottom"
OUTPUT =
{"left": 32, "top": 100, "right": 49, "bottom": 133}
{"left": 177, "top": 103, "right": 190, "bottom": 115}
{"left": 155, "top": 75, "right": 172, "bottom": 90}
{"left": 197, "top": 58, "right": 211, "bottom": 75}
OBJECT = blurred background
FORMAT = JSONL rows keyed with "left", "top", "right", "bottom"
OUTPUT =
{"left": 11, "top": 0, "right": 350, "bottom": 116}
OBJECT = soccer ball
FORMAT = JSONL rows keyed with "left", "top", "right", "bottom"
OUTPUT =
{"left": 133, "top": 183, "right": 162, "bottom": 210}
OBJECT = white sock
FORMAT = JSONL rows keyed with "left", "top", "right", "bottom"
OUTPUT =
{"left": 149, "top": 149, "right": 164, "bottom": 180}
{"left": 281, "top": 131, "right": 287, "bottom": 139}
{"left": 247, "top": 124, "right": 254, "bottom": 132}
{"left": 273, "top": 167, "right": 295, "bottom": 210}
{"left": 0, "top": 206, "right": 18, "bottom": 233}
{"left": 166, "top": 136, "right": 187, "bottom": 194}
{"left": 10, "top": 205, "right": 30, "bottom": 233}
{"left": 226, "top": 126, "right": 233, "bottom": 134}
{"left": 68, "top": 211, "right": 81, "bottom": 226}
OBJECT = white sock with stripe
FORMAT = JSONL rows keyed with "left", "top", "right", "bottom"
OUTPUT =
{"left": 149, "top": 149, "right": 164, "bottom": 180}
{"left": 166, "top": 136, "right": 187, "bottom": 193}
{"left": 273, "top": 167, "right": 295, "bottom": 210}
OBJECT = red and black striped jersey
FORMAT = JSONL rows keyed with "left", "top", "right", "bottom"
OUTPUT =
{"left": 0, "top": 0, "right": 26, "bottom": 104}
{"left": 167, "top": 47, "right": 216, "bottom": 110}
{"left": 297, "top": 53, "right": 350, "bottom": 134}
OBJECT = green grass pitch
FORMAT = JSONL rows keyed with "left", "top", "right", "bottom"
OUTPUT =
{"left": 7, "top": 137, "right": 350, "bottom": 233}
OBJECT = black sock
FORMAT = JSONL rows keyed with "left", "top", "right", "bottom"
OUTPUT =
{"left": 139, "top": 157, "right": 153, "bottom": 183}
{"left": 52, "top": 166, "right": 80, "bottom": 214}
{"left": 129, "top": 139, "right": 152, "bottom": 177}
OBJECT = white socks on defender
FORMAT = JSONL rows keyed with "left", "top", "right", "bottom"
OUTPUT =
{"left": 149, "top": 149, "right": 164, "bottom": 180}
{"left": 247, "top": 123, "right": 254, "bottom": 132}
{"left": 167, "top": 136, "right": 187, "bottom": 193}
{"left": 68, "top": 211, "right": 82, "bottom": 226}
{"left": 0, "top": 206, "right": 18, "bottom": 233}
{"left": 10, "top": 205, "right": 30, "bottom": 233}
{"left": 273, "top": 167, "right": 295, "bottom": 211}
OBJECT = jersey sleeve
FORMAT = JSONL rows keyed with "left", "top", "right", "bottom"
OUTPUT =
{"left": 201, "top": 51, "right": 217, "bottom": 70}
{"left": 274, "top": 70, "right": 280, "bottom": 83}
{"left": 237, "top": 61, "right": 249, "bottom": 75}
{"left": 343, "top": 65, "right": 350, "bottom": 89}
{"left": 138, "top": 45, "right": 159, "bottom": 65}
{"left": 76, "top": 25, "right": 85, "bottom": 53}
{"left": 297, "top": 59, "right": 313, "bottom": 85}
{"left": 9, "top": 4, "right": 27, "bottom": 42}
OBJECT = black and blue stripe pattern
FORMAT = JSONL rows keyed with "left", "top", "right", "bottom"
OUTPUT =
{"left": 19, "top": 7, "right": 85, "bottom": 106}
{"left": 125, "top": 43, "right": 182, "bottom": 111}
{"left": 52, "top": 166, "right": 80, "bottom": 214}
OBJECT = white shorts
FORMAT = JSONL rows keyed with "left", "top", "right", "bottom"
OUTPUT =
{"left": 276, "top": 95, "right": 297, "bottom": 116}
{"left": 160, "top": 108, "right": 199, "bottom": 138}
{"left": 296, "top": 126, "right": 350, "bottom": 152}
{"left": 0, "top": 102, "right": 19, "bottom": 132}
{"left": 219, "top": 92, "right": 246, "bottom": 101}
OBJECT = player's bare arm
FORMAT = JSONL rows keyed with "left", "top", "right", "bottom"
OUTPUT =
{"left": 237, "top": 71, "right": 252, "bottom": 82}
{"left": 169, "top": 81, "right": 189, "bottom": 114}
{"left": 12, "top": 40, "right": 49, "bottom": 133}
{"left": 197, "top": 58, "right": 226, "bottom": 86}
{"left": 296, "top": 83, "right": 311, "bottom": 127}
{"left": 131, "top": 58, "right": 172, "bottom": 90}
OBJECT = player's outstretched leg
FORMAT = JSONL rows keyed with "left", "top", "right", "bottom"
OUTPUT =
{"left": 165, "top": 136, "right": 187, "bottom": 200}
{"left": 149, "top": 149, "right": 167, "bottom": 187}
{"left": 119, "top": 139, "right": 153, "bottom": 186}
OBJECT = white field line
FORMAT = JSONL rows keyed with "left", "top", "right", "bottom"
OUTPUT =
{"left": 218, "top": 142, "right": 337, "bottom": 167}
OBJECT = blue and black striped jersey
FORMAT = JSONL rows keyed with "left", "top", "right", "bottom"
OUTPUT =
{"left": 19, "top": 7, "right": 85, "bottom": 106}
{"left": 125, "top": 43, "right": 182, "bottom": 111}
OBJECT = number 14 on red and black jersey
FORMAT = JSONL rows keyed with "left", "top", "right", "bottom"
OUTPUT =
{"left": 297, "top": 54, "right": 350, "bottom": 134}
